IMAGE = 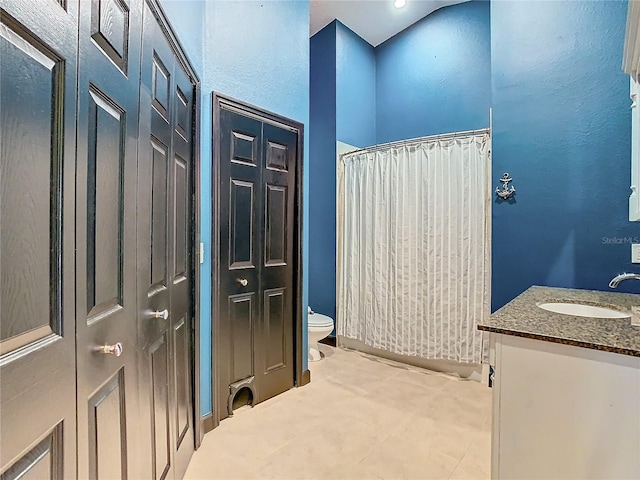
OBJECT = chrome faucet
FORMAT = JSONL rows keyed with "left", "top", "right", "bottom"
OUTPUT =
{"left": 609, "top": 273, "right": 640, "bottom": 288}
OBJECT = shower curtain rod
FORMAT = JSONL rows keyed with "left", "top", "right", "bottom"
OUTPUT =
{"left": 341, "top": 127, "right": 491, "bottom": 159}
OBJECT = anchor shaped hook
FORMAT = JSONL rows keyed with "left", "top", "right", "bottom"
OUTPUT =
{"left": 495, "top": 172, "right": 516, "bottom": 200}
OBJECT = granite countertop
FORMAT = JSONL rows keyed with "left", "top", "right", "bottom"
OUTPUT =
{"left": 478, "top": 286, "right": 640, "bottom": 357}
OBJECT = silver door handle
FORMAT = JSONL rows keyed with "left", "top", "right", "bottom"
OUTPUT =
{"left": 97, "top": 342, "right": 123, "bottom": 357}
{"left": 153, "top": 309, "right": 169, "bottom": 320}
{"left": 237, "top": 278, "right": 248, "bottom": 287}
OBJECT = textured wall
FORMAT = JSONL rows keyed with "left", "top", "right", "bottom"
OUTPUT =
{"left": 336, "top": 21, "right": 377, "bottom": 148}
{"left": 158, "top": 0, "right": 204, "bottom": 76}
{"left": 309, "top": 23, "right": 338, "bottom": 320}
{"left": 376, "top": 1, "right": 491, "bottom": 143}
{"left": 491, "top": 0, "right": 636, "bottom": 310}
{"left": 309, "top": 21, "right": 377, "bottom": 325}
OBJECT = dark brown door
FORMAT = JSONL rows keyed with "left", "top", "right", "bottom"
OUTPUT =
{"left": 0, "top": 1, "right": 78, "bottom": 477}
{"left": 216, "top": 104, "right": 297, "bottom": 422}
{"left": 75, "top": 0, "right": 145, "bottom": 478}
{"left": 137, "top": 2, "right": 195, "bottom": 479}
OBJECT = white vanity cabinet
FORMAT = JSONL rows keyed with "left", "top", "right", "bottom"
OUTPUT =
{"left": 489, "top": 334, "right": 640, "bottom": 479}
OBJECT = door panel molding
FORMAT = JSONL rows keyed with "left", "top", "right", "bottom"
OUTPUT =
{"left": 0, "top": 422, "right": 63, "bottom": 480}
{"left": 86, "top": 85, "right": 126, "bottom": 318}
{"left": 149, "top": 333, "right": 170, "bottom": 480}
{"left": 212, "top": 93, "right": 306, "bottom": 428}
{"left": 87, "top": 368, "right": 128, "bottom": 480}
{"left": 265, "top": 184, "right": 288, "bottom": 266}
{"left": 90, "top": 0, "right": 130, "bottom": 74}
{"left": 263, "top": 287, "right": 287, "bottom": 373}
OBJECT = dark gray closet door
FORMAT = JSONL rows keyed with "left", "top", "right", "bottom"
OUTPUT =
{"left": 137, "top": 1, "right": 196, "bottom": 478}
{"left": 216, "top": 106, "right": 296, "bottom": 422}
{"left": 74, "top": 0, "right": 145, "bottom": 478}
{"left": 256, "top": 122, "right": 296, "bottom": 402}
{"left": 0, "top": 1, "right": 78, "bottom": 478}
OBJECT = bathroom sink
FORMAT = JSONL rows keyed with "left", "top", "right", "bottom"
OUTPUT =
{"left": 538, "top": 302, "right": 630, "bottom": 319}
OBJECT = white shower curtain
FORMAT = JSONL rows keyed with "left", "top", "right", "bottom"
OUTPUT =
{"left": 337, "top": 133, "right": 490, "bottom": 364}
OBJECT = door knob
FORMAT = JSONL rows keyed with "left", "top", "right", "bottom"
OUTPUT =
{"left": 237, "top": 278, "right": 248, "bottom": 287}
{"left": 153, "top": 309, "right": 169, "bottom": 320}
{"left": 97, "top": 342, "right": 123, "bottom": 357}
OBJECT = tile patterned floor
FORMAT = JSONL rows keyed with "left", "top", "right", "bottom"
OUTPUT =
{"left": 184, "top": 346, "right": 492, "bottom": 480}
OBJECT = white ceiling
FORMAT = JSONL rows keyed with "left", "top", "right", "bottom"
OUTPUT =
{"left": 310, "top": 0, "right": 467, "bottom": 47}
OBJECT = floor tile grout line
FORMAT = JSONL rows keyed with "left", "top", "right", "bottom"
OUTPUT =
{"left": 448, "top": 455, "right": 465, "bottom": 479}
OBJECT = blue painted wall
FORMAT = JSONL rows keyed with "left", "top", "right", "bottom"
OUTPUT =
{"left": 336, "top": 21, "right": 376, "bottom": 148}
{"left": 158, "top": 0, "right": 204, "bottom": 76}
{"left": 376, "top": 1, "right": 491, "bottom": 143}
{"left": 309, "top": 23, "right": 337, "bottom": 319}
{"left": 309, "top": 21, "right": 376, "bottom": 323}
{"left": 491, "top": 0, "right": 637, "bottom": 310}
{"left": 163, "top": 0, "right": 310, "bottom": 417}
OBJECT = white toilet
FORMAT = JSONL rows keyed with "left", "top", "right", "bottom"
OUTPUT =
{"left": 307, "top": 308, "right": 334, "bottom": 362}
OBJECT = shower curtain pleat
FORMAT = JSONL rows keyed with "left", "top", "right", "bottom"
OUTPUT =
{"left": 337, "top": 133, "right": 490, "bottom": 364}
